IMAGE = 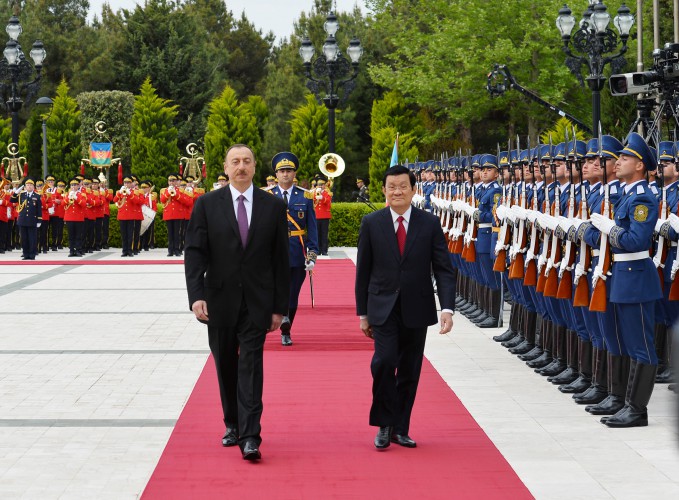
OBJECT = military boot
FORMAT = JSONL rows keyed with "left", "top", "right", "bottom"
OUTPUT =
{"left": 574, "top": 347, "right": 608, "bottom": 404}
{"left": 603, "top": 361, "right": 657, "bottom": 428}
{"left": 549, "top": 330, "right": 580, "bottom": 384}
{"left": 587, "top": 354, "right": 629, "bottom": 415}
{"left": 559, "top": 338, "right": 592, "bottom": 393}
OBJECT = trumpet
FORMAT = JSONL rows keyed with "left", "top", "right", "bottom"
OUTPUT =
{"left": 184, "top": 186, "right": 193, "bottom": 195}
{"left": 168, "top": 185, "right": 177, "bottom": 196}
{"left": 119, "top": 186, "right": 130, "bottom": 196}
{"left": 318, "top": 153, "right": 345, "bottom": 190}
{"left": 68, "top": 189, "right": 77, "bottom": 201}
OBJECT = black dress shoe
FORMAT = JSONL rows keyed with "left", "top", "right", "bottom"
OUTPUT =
{"left": 527, "top": 351, "right": 553, "bottom": 368}
{"left": 374, "top": 426, "right": 392, "bottom": 449}
{"left": 391, "top": 433, "right": 416, "bottom": 448}
{"left": 222, "top": 428, "right": 238, "bottom": 447}
{"left": 167, "top": 253, "right": 174, "bottom": 257}
{"left": 559, "top": 375, "right": 591, "bottom": 393}
{"left": 519, "top": 347, "right": 544, "bottom": 361}
{"left": 241, "top": 441, "right": 261, "bottom": 461}
{"left": 493, "top": 328, "right": 516, "bottom": 342}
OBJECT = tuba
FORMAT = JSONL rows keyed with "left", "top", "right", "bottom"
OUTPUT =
{"left": 318, "top": 153, "right": 345, "bottom": 190}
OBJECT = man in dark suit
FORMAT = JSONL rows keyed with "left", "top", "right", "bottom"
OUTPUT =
{"left": 356, "top": 165, "right": 457, "bottom": 450}
{"left": 184, "top": 144, "right": 290, "bottom": 461}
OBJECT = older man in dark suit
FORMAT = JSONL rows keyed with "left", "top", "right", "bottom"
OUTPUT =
{"left": 356, "top": 165, "right": 457, "bottom": 450}
{"left": 185, "top": 144, "right": 290, "bottom": 461}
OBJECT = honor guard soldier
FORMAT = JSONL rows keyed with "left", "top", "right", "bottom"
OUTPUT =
{"left": 356, "top": 177, "right": 369, "bottom": 201}
{"left": 583, "top": 133, "right": 661, "bottom": 427}
{"left": 421, "top": 163, "right": 436, "bottom": 212}
{"left": 129, "top": 175, "right": 144, "bottom": 254}
{"left": 35, "top": 179, "right": 53, "bottom": 253}
{"left": 114, "top": 176, "right": 143, "bottom": 257}
{"left": 11, "top": 178, "right": 42, "bottom": 260}
{"left": 0, "top": 179, "right": 12, "bottom": 253}
{"left": 269, "top": 152, "right": 319, "bottom": 346}
{"left": 161, "top": 174, "right": 190, "bottom": 256}
{"left": 64, "top": 178, "right": 87, "bottom": 257}
{"left": 46, "top": 176, "right": 65, "bottom": 251}
{"left": 266, "top": 175, "right": 276, "bottom": 188}
{"left": 655, "top": 141, "right": 678, "bottom": 385}
{"left": 216, "top": 173, "right": 228, "bottom": 189}
{"left": 82, "top": 178, "right": 98, "bottom": 252}
{"left": 140, "top": 180, "right": 158, "bottom": 251}
{"left": 101, "top": 178, "right": 113, "bottom": 248}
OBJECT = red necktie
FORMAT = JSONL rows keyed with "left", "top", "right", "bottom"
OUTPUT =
{"left": 396, "top": 216, "right": 406, "bottom": 255}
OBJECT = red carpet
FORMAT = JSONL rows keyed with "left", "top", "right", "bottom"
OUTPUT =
{"left": 0, "top": 259, "right": 180, "bottom": 266}
{"left": 142, "top": 259, "right": 532, "bottom": 499}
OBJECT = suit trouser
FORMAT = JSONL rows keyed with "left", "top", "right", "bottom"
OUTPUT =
{"left": 208, "top": 301, "right": 266, "bottom": 447}
{"left": 132, "top": 220, "right": 141, "bottom": 252}
{"left": 94, "top": 217, "right": 103, "bottom": 249}
{"left": 38, "top": 220, "right": 49, "bottom": 251}
{"left": 370, "top": 298, "right": 427, "bottom": 435}
{"left": 0, "top": 220, "right": 6, "bottom": 251}
{"left": 141, "top": 220, "right": 154, "bottom": 250}
{"left": 289, "top": 266, "right": 306, "bottom": 310}
{"left": 102, "top": 215, "right": 110, "bottom": 247}
{"left": 84, "top": 218, "right": 94, "bottom": 250}
{"left": 19, "top": 225, "right": 37, "bottom": 258}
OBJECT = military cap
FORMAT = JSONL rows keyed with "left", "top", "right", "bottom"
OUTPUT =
{"left": 167, "top": 174, "right": 178, "bottom": 181}
{"left": 92, "top": 178, "right": 100, "bottom": 184}
{"left": 658, "top": 141, "right": 675, "bottom": 161}
{"left": 24, "top": 178, "right": 35, "bottom": 185}
{"left": 470, "top": 155, "right": 481, "bottom": 168}
{"left": 553, "top": 143, "right": 566, "bottom": 160}
{"left": 518, "top": 149, "right": 529, "bottom": 164}
{"left": 498, "top": 151, "right": 510, "bottom": 168}
{"left": 539, "top": 144, "right": 552, "bottom": 161}
{"left": 272, "top": 152, "right": 299, "bottom": 172}
{"left": 567, "top": 140, "right": 587, "bottom": 158}
{"left": 586, "top": 135, "right": 624, "bottom": 159}
{"left": 509, "top": 150, "right": 519, "bottom": 165}
{"left": 69, "top": 178, "right": 80, "bottom": 186}
{"left": 185, "top": 176, "right": 195, "bottom": 183}
{"left": 130, "top": 175, "right": 139, "bottom": 182}
{"left": 585, "top": 138, "right": 598, "bottom": 158}
{"left": 356, "top": 177, "right": 365, "bottom": 183}
{"left": 140, "top": 180, "right": 151, "bottom": 188}
{"left": 45, "top": 175, "right": 55, "bottom": 181}
{"left": 35, "top": 179, "right": 44, "bottom": 187}
{"left": 75, "top": 175, "right": 84, "bottom": 181}
{"left": 123, "top": 176, "right": 133, "bottom": 183}
{"left": 620, "top": 132, "right": 657, "bottom": 171}
{"left": 57, "top": 180, "right": 66, "bottom": 187}
{"left": 218, "top": 174, "right": 229, "bottom": 181}
{"left": 82, "top": 178, "right": 92, "bottom": 184}
{"left": 480, "top": 154, "right": 498, "bottom": 169}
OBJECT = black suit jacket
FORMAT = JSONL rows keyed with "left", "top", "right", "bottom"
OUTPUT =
{"left": 355, "top": 206, "right": 457, "bottom": 328}
{"left": 184, "top": 186, "right": 290, "bottom": 330}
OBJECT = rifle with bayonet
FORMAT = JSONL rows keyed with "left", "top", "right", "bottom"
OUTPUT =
{"left": 589, "top": 126, "right": 612, "bottom": 312}
{"left": 493, "top": 143, "right": 511, "bottom": 271}
{"left": 524, "top": 144, "right": 541, "bottom": 286}
{"left": 543, "top": 130, "right": 565, "bottom": 298}
{"left": 653, "top": 144, "right": 668, "bottom": 289}
{"left": 536, "top": 136, "right": 554, "bottom": 293}
{"left": 462, "top": 151, "right": 478, "bottom": 262}
{"left": 510, "top": 134, "right": 528, "bottom": 279}
{"left": 557, "top": 128, "right": 578, "bottom": 299}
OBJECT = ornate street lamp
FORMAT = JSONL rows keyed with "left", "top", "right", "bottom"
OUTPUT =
{"left": 556, "top": 1, "right": 634, "bottom": 133}
{"left": 0, "top": 11, "right": 47, "bottom": 144}
{"left": 299, "top": 11, "right": 363, "bottom": 153}
{"left": 36, "top": 96, "right": 53, "bottom": 178}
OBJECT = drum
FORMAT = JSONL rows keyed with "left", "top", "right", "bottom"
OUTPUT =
{"left": 140, "top": 204, "right": 156, "bottom": 235}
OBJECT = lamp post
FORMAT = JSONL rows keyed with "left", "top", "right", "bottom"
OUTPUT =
{"left": 36, "top": 96, "right": 53, "bottom": 178}
{"left": 299, "top": 11, "right": 363, "bottom": 153}
{"left": 0, "top": 12, "right": 47, "bottom": 144}
{"left": 556, "top": 1, "right": 635, "bottom": 133}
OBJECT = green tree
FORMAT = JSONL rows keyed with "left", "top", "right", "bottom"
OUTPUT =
{"left": 18, "top": 112, "right": 42, "bottom": 181}
{"left": 289, "top": 94, "right": 344, "bottom": 182}
{"left": 45, "top": 80, "right": 82, "bottom": 183}
{"left": 368, "top": 91, "right": 421, "bottom": 203}
{"left": 0, "top": 117, "right": 12, "bottom": 166}
{"left": 130, "top": 78, "right": 179, "bottom": 190}
{"left": 76, "top": 90, "right": 135, "bottom": 188}
{"left": 204, "top": 85, "right": 261, "bottom": 186}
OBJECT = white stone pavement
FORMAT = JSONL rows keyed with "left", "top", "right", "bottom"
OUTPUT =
{"left": 0, "top": 246, "right": 677, "bottom": 499}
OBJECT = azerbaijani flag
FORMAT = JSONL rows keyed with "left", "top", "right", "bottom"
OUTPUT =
{"left": 390, "top": 133, "right": 399, "bottom": 167}
{"left": 89, "top": 142, "right": 113, "bottom": 167}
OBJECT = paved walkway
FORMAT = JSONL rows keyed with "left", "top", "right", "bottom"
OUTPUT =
{"left": 0, "top": 247, "right": 677, "bottom": 499}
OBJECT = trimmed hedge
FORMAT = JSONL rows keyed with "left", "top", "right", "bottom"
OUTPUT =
{"left": 82, "top": 202, "right": 374, "bottom": 248}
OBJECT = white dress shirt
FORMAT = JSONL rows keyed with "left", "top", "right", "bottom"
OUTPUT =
{"left": 229, "top": 183, "right": 254, "bottom": 225}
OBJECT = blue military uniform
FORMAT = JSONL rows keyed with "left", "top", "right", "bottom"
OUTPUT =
{"left": 10, "top": 179, "right": 42, "bottom": 260}
{"left": 583, "top": 133, "right": 661, "bottom": 428}
{"left": 269, "top": 152, "right": 319, "bottom": 346}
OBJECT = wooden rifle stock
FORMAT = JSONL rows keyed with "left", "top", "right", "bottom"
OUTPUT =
{"left": 589, "top": 192, "right": 612, "bottom": 312}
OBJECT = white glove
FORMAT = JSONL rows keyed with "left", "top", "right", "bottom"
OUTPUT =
{"left": 305, "top": 260, "right": 315, "bottom": 272}
{"left": 526, "top": 210, "right": 538, "bottom": 223}
{"left": 655, "top": 218, "right": 667, "bottom": 233}
{"left": 557, "top": 216, "right": 575, "bottom": 232}
{"left": 506, "top": 209, "right": 517, "bottom": 223}
{"left": 590, "top": 213, "right": 616, "bottom": 235}
{"left": 464, "top": 205, "right": 475, "bottom": 217}
{"left": 669, "top": 213, "right": 679, "bottom": 233}
{"left": 496, "top": 204, "right": 508, "bottom": 221}
{"left": 315, "top": 195, "right": 323, "bottom": 200}
{"left": 37, "top": 222, "right": 41, "bottom": 228}
{"left": 511, "top": 205, "right": 527, "bottom": 220}
{"left": 538, "top": 213, "right": 557, "bottom": 231}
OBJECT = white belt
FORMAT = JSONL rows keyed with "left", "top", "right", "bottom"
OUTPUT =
{"left": 478, "top": 223, "right": 492, "bottom": 228}
{"left": 672, "top": 242, "right": 678, "bottom": 248}
{"left": 592, "top": 250, "right": 600, "bottom": 257}
{"left": 613, "top": 251, "right": 649, "bottom": 262}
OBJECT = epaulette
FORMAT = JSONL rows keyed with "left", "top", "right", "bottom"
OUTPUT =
{"left": 194, "top": 188, "right": 205, "bottom": 194}
{"left": 151, "top": 192, "right": 158, "bottom": 200}
{"left": 302, "top": 188, "right": 314, "bottom": 200}
{"left": 610, "top": 184, "right": 618, "bottom": 194}
{"left": 637, "top": 185, "right": 646, "bottom": 195}
{"left": 263, "top": 185, "right": 276, "bottom": 192}
{"left": 108, "top": 189, "right": 113, "bottom": 194}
